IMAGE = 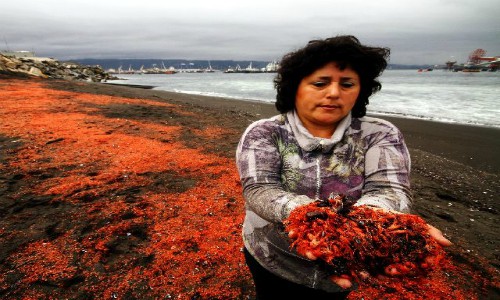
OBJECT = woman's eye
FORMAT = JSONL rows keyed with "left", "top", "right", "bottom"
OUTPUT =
{"left": 312, "top": 81, "right": 327, "bottom": 87}
{"left": 341, "top": 82, "right": 355, "bottom": 88}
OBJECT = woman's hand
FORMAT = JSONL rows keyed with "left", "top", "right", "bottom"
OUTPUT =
{"left": 331, "top": 275, "right": 354, "bottom": 289}
{"left": 427, "top": 224, "right": 452, "bottom": 246}
{"left": 329, "top": 210, "right": 453, "bottom": 289}
{"left": 291, "top": 206, "right": 453, "bottom": 289}
{"left": 366, "top": 206, "right": 453, "bottom": 246}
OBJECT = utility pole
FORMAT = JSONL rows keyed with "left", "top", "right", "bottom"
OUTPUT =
{"left": 3, "top": 37, "right": 11, "bottom": 51}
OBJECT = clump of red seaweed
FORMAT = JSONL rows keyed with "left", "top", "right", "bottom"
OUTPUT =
{"left": 284, "top": 195, "right": 446, "bottom": 282}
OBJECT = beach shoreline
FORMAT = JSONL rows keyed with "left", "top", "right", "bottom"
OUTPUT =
{"left": 95, "top": 80, "right": 500, "bottom": 173}
{"left": 1, "top": 76, "right": 498, "bottom": 299}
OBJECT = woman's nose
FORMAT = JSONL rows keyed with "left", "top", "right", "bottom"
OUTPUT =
{"left": 327, "top": 83, "right": 340, "bottom": 98}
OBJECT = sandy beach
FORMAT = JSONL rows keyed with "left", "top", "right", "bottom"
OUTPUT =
{"left": 0, "top": 76, "right": 498, "bottom": 299}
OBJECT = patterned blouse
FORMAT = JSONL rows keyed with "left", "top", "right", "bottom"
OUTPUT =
{"left": 236, "top": 111, "right": 411, "bottom": 292}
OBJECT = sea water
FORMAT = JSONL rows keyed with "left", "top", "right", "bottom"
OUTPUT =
{"left": 111, "top": 70, "right": 500, "bottom": 128}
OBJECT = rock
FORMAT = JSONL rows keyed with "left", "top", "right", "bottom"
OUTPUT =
{"left": 28, "top": 66, "right": 47, "bottom": 78}
{"left": 0, "top": 54, "right": 117, "bottom": 82}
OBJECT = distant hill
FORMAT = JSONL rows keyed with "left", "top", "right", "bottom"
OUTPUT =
{"left": 69, "top": 59, "right": 432, "bottom": 71}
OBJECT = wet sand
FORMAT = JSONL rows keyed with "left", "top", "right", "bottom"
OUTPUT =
{"left": 0, "top": 76, "right": 498, "bottom": 299}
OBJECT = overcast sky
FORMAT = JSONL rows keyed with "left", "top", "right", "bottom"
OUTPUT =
{"left": 2, "top": 0, "right": 499, "bottom": 65}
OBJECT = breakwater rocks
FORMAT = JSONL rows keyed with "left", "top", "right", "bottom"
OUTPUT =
{"left": 0, "top": 54, "right": 116, "bottom": 82}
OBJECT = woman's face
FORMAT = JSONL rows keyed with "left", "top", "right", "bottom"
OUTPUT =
{"left": 295, "top": 62, "right": 360, "bottom": 138}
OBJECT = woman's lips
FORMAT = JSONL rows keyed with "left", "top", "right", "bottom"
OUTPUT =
{"left": 319, "top": 104, "right": 340, "bottom": 110}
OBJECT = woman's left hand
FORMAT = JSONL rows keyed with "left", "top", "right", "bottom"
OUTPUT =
{"left": 365, "top": 206, "right": 453, "bottom": 246}
{"left": 329, "top": 210, "right": 452, "bottom": 289}
{"left": 427, "top": 224, "right": 452, "bottom": 246}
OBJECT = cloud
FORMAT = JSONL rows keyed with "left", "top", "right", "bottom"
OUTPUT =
{"left": 1, "top": 0, "right": 499, "bottom": 64}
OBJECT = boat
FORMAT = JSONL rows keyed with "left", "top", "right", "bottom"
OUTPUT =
{"left": 462, "top": 68, "right": 481, "bottom": 73}
{"left": 224, "top": 64, "right": 240, "bottom": 73}
{"left": 224, "top": 61, "right": 280, "bottom": 73}
{"left": 264, "top": 61, "right": 279, "bottom": 72}
{"left": 199, "top": 61, "right": 215, "bottom": 73}
{"left": 143, "top": 62, "right": 178, "bottom": 74}
{"left": 122, "top": 65, "right": 135, "bottom": 74}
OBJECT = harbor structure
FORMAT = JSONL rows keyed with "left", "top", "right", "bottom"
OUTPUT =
{"left": 441, "top": 49, "right": 499, "bottom": 72}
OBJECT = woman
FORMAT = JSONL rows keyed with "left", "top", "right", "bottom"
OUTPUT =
{"left": 236, "top": 36, "right": 452, "bottom": 299}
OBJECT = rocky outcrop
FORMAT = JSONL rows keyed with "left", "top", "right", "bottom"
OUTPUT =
{"left": 0, "top": 54, "right": 116, "bottom": 82}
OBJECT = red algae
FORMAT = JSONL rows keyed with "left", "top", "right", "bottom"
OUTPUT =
{"left": 0, "top": 79, "right": 251, "bottom": 299}
{"left": 0, "top": 78, "right": 496, "bottom": 299}
{"left": 284, "top": 197, "right": 492, "bottom": 300}
{"left": 9, "top": 238, "right": 79, "bottom": 285}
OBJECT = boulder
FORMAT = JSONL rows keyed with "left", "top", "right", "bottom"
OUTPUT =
{"left": 28, "top": 66, "right": 48, "bottom": 78}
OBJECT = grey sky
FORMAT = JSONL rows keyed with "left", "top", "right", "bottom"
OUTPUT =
{"left": 2, "top": 0, "right": 499, "bottom": 65}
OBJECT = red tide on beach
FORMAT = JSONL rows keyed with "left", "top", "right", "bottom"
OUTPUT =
{"left": 0, "top": 77, "right": 497, "bottom": 299}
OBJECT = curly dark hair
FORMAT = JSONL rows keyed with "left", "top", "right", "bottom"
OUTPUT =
{"left": 274, "top": 35, "right": 390, "bottom": 117}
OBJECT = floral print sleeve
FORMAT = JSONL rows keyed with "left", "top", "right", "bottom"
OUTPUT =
{"left": 236, "top": 116, "right": 315, "bottom": 223}
{"left": 356, "top": 121, "right": 411, "bottom": 211}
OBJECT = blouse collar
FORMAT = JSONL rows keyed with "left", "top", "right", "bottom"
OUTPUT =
{"left": 287, "top": 110, "right": 352, "bottom": 153}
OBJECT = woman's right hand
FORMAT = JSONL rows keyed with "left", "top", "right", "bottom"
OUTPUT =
{"left": 331, "top": 275, "right": 354, "bottom": 289}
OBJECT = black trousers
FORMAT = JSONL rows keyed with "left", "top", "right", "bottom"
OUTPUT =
{"left": 244, "top": 248, "right": 350, "bottom": 300}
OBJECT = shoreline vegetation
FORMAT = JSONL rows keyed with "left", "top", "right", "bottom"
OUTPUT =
{"left": 0, "top": 75, "right": 499, "bottom": 299}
